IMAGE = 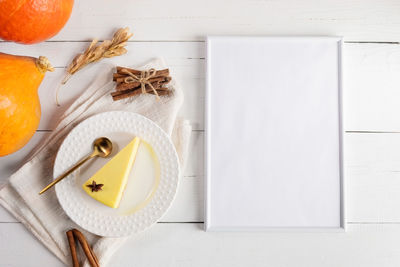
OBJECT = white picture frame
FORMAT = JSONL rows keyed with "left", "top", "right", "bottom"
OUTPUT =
{"left": 205, "top": 36, "right": 345, "bottom": 232}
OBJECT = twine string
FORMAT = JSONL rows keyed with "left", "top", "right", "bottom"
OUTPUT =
{"left": 121, "top": 68, "right": 160, "bottom": 99}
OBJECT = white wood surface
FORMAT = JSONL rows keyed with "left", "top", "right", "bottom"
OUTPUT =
{"left": 3, "top": 223, "right": 400, "bottom": 267}
{"left": 31, "top": 0, "right": 400, "bottom": 42}
{"left": 1, "top": 0, "right": 400, "bottom": 266}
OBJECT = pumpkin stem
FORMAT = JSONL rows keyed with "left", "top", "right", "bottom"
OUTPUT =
{"left": 36, "top": 56, "right": 55, "bottom": 73}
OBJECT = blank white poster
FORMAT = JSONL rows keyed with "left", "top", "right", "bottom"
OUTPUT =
{"left": 205, "top": 36, "right": 344, "bottom": 231}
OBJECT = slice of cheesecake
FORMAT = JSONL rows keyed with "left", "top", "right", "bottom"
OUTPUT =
{"left": 82, "top": 137, "right": 141, "bottom": 208}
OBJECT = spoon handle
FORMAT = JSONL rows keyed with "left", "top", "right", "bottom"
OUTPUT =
{"left": 39, "top": 152, "right": 96, "bottom": 195}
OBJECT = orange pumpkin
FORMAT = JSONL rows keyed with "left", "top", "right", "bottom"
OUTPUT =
{"left": 0, "top": 0, "right": 74, "bottom": 44}
{"left": 0, "top": 53, "right": 53, "bottom": 156}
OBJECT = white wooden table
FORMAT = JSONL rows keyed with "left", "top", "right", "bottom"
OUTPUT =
{"left": 1, "top": 1, "right": 400, "bottom": 266}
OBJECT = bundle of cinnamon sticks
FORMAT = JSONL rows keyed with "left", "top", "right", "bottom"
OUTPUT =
{"left": 111, "top": 66, "right": 172, "bottom": 101}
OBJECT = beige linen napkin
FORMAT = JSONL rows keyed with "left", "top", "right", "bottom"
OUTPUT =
{"left": 0, "top": 58, "right": 191, "bottom": 266}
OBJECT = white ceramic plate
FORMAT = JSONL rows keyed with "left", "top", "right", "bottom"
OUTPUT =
{"left": 54, "top": 111, "right": 180, "bottom": 237}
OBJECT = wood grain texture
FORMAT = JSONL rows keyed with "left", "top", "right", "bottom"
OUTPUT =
{"left": 0, "top": 132, "right": 48, "bottom": 187}
{"left": 0, "top": 41, "right": 205, "bottom": 131}
{"left": 1, "top": 42, "right": 400, "bottom": 225}
{"left": 2, "top": 42, "right": 400, "bottom": 132}
{"left": 346, "top": 133, "right": 400, "bottom": 222}
{"left": 0, "top": 129, "right": 204, "bottom": 222}
{"left": 345, "top": 43, "right": 400, "bottom": 132}
{"left": 0, "top": 129, "right": 204, "bottom": 183}
{"left": 26, "top": 0, "right": 400, "bottom": 42}
{"left": 0, "top": 223, "right": 62, "bottom": 266}
{"left": 1, "top": 1, "right": 400, "bottom": 265}
{"left": 2, "top": 223, "right": 400, "bottom": 267}
{"left": 109, "top": 223, "right": 400, "bottom": 267}
{"left": 4, "top": 132, "right": 400, "bottom": 225}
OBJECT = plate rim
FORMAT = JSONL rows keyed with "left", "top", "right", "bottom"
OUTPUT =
{"left": 54, "top": 111, "right": 180, "bottom": 237}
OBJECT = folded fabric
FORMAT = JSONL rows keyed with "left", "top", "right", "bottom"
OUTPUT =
{"left": 0, "top": 58, "right": 191, "bottom": 266}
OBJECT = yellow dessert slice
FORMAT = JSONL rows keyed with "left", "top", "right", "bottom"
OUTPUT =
{"left": 82, "top": 137, "right": 141, "bottom": 208}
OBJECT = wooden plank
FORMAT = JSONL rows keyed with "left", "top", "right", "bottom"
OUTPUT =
{"left": 0, "top": 132, "right": 49, "bottom": 185}
{"left": 0, "top": 132, "right": 49, "bottom": 223}
{"left": 0, "top": 129, "right": 203, "bottom": 183}
{"left": 0, "top": 223, "right": 63, "bottom": 267}
{"left": 0, "top": 176, "right": 204, "bottom": 223}
{"left": 170, "top": 132, "right": 400, "bottom": 224}
{"left": 0, "top": 41, "right": 205, "bottom": 131}
{"left": 346, "top": 132, "right": 400, "bottom": 222}
{"left": 2, "top": 42, "right": 400, "bottom": 132}
{"left": 161, "top": 176, "right": 203, "bottom": 223}
{"left": 109, "top": 223, "right": 400, "bottom": 267}
{"left": 344, "top": 43, "right": 400, "bottom": 132}
{"left": 2, "top": 222, "right": 400, "bottom": 267}
{"left": 2, "top": 42, "right": 400, "bottom": 223}
{"left": 0, "top": 42, "right": 205, "bottom": 68}
{"left": 0, "top": 131, "right": 204, "bottom": 223}
{"left": 37, "top": 69, "right": 204, "bottom": 132}
{"left": 14, "top": 0, "right": 400, "bottom": 42}
{"left": 4, "top": 132, "right": 400, "bottom": 224}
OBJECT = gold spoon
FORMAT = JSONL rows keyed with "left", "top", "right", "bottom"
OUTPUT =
{"left": 39, "top": 137, "right": 113, "bottom": 195}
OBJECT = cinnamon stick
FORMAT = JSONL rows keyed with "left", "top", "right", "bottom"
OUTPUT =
{"left": 72, "top": 229, "right": 100, "bottom": 267}
{"left": 112, "top": 87, "right": 171, "bottom": 101}
{"left": 148, "top": 90, "right": 172, "bottom": 96}
{"left": 114, "top": 75, "right": 171, "bottom": 85}
{"left": 66, "top": 230, "right": 79, "bottom": 267}
{"left": 112, "top": 81, "right": 167, "bottom": 97}
{"left": 115, "top": 67, "right": 169, "bottom": 77}
{"left": 115, "top": 76, "right": 171, "bottom": 91}
{"left": 113, "top": 71, "right": 170, "bottom": 82}
{"left": 112, "top": 73, "right": 127, "bottom": 80}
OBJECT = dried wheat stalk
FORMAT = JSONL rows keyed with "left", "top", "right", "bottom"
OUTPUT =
{"left": 61, "top": 27, "right": 133, "bottom": 84}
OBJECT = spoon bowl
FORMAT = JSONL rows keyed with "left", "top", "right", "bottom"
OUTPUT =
{"left": 93, "top": 137, "right": 113, "bottom": 158}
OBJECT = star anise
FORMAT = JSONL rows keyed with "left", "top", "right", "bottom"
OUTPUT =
{"left": 86, "top": 181, "right": 104, "bottom": 192}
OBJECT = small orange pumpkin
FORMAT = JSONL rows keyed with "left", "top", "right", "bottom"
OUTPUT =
{"left": 0, "top": 53, "right": 54, "bottom": 156}
{"left": 0, "top": 0, "right": 74, "bottom": 44}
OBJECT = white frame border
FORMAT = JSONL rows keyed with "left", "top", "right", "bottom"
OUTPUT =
{"left": 204, "top": 36, "right": 345, "bottom": 232}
